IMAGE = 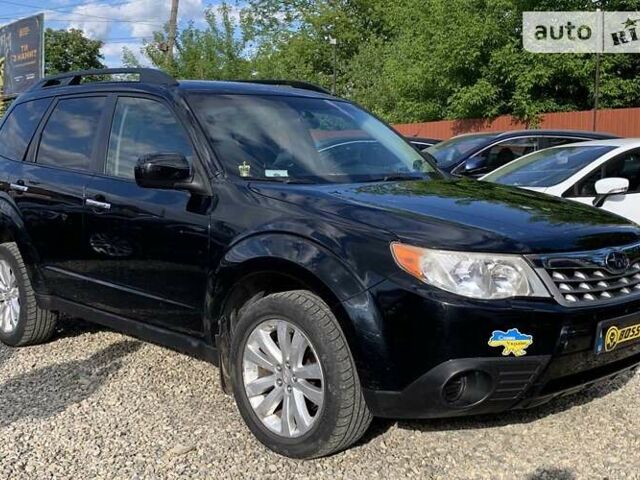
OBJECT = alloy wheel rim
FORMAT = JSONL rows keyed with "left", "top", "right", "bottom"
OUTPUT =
{"left": 0, "top": 259, "right": 19, "bottom": 334}
{"left": 242, "top": 319, "right": 325, "bottom": 438}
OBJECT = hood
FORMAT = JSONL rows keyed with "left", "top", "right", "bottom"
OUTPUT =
{"left": 251, "top": 178, "right": 640, "bottom": 254}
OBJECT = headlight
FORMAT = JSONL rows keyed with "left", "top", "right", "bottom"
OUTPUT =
{"left": 390, "top": 243, "right": 549, "bottom": 300}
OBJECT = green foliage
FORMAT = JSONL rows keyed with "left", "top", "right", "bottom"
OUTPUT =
{"left": 125, "top": 4, "right": 250, "bottom": 80}
{"left": 45, "top": 28, "right": 105, "bottom": 75}
{"left": 126, "top": 0, "right": 640, "bottom": 123}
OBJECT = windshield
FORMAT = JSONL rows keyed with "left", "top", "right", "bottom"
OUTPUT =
{"left": 482, "top": 145, "right": 615, "bottom": 187}
{"left": 425, "top": 133, "right": 496, "bottom": 169}
{"left": 188, "top": 94, "right": 438, "bottom": 183}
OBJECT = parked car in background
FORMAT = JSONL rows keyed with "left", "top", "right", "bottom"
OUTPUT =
{"left": 425, "top": 130, "right": 618, "bottom": 177}
{"left": 481, "top": 139, "right": 640, "bottom": 225}
{"left": 405, "top": 136, "right": 441, "bottom": 149}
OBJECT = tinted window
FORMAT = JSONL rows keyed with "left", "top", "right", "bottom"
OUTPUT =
{"left": 0, "top": 98, "right": 51, "bottom": 161}
{"left": 425, "top": 133, "right": 496, "bottom": 169}
{"left": 106, "top": 97, "right": 194, "bottom": 179}
{"left": 570, "top": 149, "right": 640, "bottom": 197}
{"left": 484, "top": 145, "right": 615, "bottom": 187}
{"left": 469, "top": 137, "right": 539, "bottom": 172}
{"left": 543, "top": 136, "right": 588, "bottom": 148}
{"left": 37, "top": 97, "right": 106, "bottom": 171}
{"left": 189, "top": 94, "right": 435, "bottom": 183}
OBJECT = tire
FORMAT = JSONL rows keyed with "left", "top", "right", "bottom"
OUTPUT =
{"left": 0, "top": 242, "right": 57, "bottom": 347}
{"left": 230, "top": 290, "right": 372, "bottom": 459}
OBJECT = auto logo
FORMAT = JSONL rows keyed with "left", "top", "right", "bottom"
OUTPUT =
{"left": 605, "top": 251, "right": 630, "bottom": 274}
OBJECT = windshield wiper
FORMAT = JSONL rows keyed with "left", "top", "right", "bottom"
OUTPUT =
{"left": 361, "top": 174, "right": 425, "bottom": 183}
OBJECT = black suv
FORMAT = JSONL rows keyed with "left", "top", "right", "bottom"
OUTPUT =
{"left": 0, "top": 68, "right": 639, "bottom": 459}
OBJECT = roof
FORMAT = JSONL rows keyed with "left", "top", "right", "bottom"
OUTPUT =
{"left": 547, "top": 137, "right": 640, "bottom": 148}
{"left": 454, "top": 129, "right": 617, "bottom": 139}
{"left": 491, "top": 129, "right": 618, "bottom": 139}
{"left": 176, "top": 80, "right": 334, "bottom": 99}
{"left": 18, "top": 68, "right": 335, "bottom": 102}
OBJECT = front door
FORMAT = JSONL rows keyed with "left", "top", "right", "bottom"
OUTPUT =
{"left": 80, "top": 95, "right": 210, "bottom": 335}
{"left": 567, "top": 149, "right": 640, "bottom": 225}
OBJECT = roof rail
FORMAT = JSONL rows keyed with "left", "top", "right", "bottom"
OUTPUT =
{"left": 233, "top": 79, "right": 331, "bottom": 95}
{"left": 29, "top": 68, "right": 178, "bottom": 91}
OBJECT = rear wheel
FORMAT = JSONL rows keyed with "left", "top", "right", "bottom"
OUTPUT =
{"left": 230, "top": 290, "right": 372, "bottom": 458}
{"left": 0, "top": 242, "right": 57, "bottom": 347}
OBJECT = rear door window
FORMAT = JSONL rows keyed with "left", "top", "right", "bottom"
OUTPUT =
{"left": 541, "top": 137, "right": 589, "bottom": 149}
{"left": 470, "top": 137, "right": 540, "bottom": 172}
{"left": 36, "top": 96, "right": 106, "bottom": 172}
{"left": 0, "top": 98, "right": 51, "bottom": 161}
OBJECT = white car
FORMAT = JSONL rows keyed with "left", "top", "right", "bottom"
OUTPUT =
{"left": 481, "top": 138, "right": 640, "bottom": 224}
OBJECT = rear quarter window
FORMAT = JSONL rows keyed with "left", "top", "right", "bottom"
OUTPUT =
{"left": 0, "top": 98, "right": 51, "bottom": 161}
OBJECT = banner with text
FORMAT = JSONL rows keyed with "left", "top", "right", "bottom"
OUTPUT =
{"left": 0, "top": 14, "right": 44, "bottom": 96}
{"left": 524, "top": 11, "right": 640, "bottom": 53}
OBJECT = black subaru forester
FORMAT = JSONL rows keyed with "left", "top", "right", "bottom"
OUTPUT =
{"left": 0, "top": 68, "right": 639, "bottom": 459}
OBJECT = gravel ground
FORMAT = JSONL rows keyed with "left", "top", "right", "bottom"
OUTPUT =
{"left": 1, "top": 318, "right": 639, "bottom": 480}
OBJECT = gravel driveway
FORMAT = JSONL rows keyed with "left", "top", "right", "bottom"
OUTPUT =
{"left": 1, "top": 318, "right": 639, "bottom": 480}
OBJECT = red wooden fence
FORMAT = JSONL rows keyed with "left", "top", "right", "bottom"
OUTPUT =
{"left": 394, "top": 107, "right": 640, "bottom": 140}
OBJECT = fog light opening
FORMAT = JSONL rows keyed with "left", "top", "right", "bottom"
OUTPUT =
{"left": 442, "top": 370, "right": 493, "bottom": 408}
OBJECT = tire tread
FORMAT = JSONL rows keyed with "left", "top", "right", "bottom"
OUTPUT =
{"left": 268, "top": 290, "right": 372, "bottom": 458}
{"left": 0, "top": 242, "right": 56, "bottom": 346}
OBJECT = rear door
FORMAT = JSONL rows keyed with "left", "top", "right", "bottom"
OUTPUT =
{"left": 12, "top": 95, "right": 108, "bottom": 297}
{"left": 80, "top": 95, "right": 210, "bottom": 334}
{"left": 0, "top": 98, "right": 52, "bottom": 200}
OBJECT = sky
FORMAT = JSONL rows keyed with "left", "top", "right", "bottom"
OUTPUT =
{"left": 0, "top": 0, "right": 224, "bottom": 67}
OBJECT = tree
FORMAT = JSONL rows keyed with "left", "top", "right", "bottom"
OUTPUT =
{"left": 45, "top": 28, "right": 105, "bottom": 75}
{"left": 125, "top": 3, "right": 250, "bottom": 80}
{"left": 125, "top": 0, "right": 640, "bottom": 124}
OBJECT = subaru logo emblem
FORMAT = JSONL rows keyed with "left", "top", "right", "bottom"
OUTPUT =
{"left": 605, "top": 251, "right": 630, "bottom": 273}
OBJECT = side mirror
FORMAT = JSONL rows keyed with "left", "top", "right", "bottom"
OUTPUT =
{"left": 134, "top": 153, "right": 192, "bottom": 190}
{"left": 593, "top": 177, "right": 629, "bottom": 207}
{"left": 463, "top": 157, "right": 488, "bottom": 176}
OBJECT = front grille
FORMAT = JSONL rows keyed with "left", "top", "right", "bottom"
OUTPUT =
{"left": 545, "top": 261, "right": 640, "bottom": 305}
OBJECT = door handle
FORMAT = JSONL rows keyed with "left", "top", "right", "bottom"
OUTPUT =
{"left": 9, "top": 182, "right": 28, "bottom": 193}
{"left": 86, "top": 198, "right": 111, "bottom": 210}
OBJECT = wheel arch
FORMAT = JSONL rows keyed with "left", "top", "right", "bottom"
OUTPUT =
{"left": 210, "top": 233, "right": 380, "bottom": 392}
{"left": 0, "top": 196, "right": 47, "bottom": 294}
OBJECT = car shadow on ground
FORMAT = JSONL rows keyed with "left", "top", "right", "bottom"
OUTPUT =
{"left": 358, "top": 369, "right": 637, "bottom": 444}
{"left": 0, "top": 339, "right": 142, "bottom": 429}
{"left": 527, "top": 467, "right": 576, "bottom": 480}
{"left": 53, "top": 315, "right": 107, "bottom": 340}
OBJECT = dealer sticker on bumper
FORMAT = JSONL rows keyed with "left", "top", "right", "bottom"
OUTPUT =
{"left": 596, "top": 320, "right": 640, "bottom": 354}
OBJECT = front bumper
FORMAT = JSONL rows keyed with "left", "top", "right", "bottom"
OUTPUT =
{"left": 364, "top": 350, "right": 640, "bottom": 418}
{"left": 357, "top": 276, "right": 640, "bottom": 418}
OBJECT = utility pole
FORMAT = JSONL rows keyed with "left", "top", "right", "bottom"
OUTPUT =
{"left": 593, "top": 6, "right": 603, "bottom": 131}
{"left": 166, "top": 0, "right": 179, "bottom": 65}
{"left": 329, "top": 37, "right": 337, "bottom": 95}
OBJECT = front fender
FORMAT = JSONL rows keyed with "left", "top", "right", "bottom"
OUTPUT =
{"left": 220, "top": 232, "right": 367, "bottom": 301}
{"left": 211, "top": 232, "right": 393, "bottom": 391}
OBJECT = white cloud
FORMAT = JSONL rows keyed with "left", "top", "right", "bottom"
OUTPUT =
{"left": 65, "top": 0, "right": 204, "bottom": 40}
{"left": 51, "top": 0, "right": 206, "bottom": 67}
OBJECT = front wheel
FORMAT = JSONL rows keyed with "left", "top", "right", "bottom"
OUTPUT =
{"left": 230, "top": 290, "right": 372, "bottom": 458}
